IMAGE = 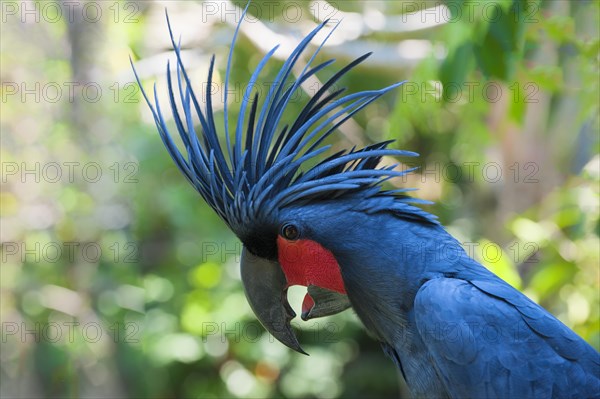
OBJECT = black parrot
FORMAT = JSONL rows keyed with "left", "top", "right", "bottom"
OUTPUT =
{"left": 133, "top": 9, "right": 600, "bottom": 399}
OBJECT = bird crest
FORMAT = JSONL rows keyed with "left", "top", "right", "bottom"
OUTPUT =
{"left": 132, "top": 6, "right": 434, "bottom": 234}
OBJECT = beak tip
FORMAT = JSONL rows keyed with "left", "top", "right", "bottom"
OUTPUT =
{"left": 295, "top": 346, "right": 309, "bottom": 356}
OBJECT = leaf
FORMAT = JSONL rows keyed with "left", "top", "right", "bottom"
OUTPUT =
{"left": 476, "top": 239, "right": 523, "bottom": 289}
{"left": 440, "top": 41, "right": 475, "bottom": 102}
{"left": 472, "top": 0, "right": 530, "bottom": 81}
{"left": 528, "top": 262, "right": 576, "bottom": 300}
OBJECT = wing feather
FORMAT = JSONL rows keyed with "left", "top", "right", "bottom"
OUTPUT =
{"left": 414, "top": 278, "right": 600, "bottom": 399}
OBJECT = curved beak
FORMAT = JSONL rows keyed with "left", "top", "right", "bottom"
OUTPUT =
{"left": 240, "top": 247, "right": 307, "bottom": 355}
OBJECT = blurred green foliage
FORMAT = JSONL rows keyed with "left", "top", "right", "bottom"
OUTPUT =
{"left": 1, "top": 1, "right": 598, "bottom": 398}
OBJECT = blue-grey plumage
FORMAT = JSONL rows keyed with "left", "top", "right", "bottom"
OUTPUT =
{"left": 280, "top": 203, "right": 600, "bottom": 398}
{"left": 133, "top": 5, "right": 600, "bottom": 398}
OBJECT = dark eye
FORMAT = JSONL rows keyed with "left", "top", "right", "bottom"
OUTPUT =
{"left": 281, "top": 223, "right": 300, "bottom": 240}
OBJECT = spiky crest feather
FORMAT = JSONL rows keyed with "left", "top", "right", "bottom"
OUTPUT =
{"left": 132, "top": 6, "right": 437, "bottom": 232}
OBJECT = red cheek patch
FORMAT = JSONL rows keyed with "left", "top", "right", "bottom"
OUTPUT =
{"left": 277, "top": 236, "right": 346, "bottom": 294}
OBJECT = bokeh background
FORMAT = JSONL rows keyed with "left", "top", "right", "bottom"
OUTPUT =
{"left": 1, "top": 0, "right": 598, "bottom": 398}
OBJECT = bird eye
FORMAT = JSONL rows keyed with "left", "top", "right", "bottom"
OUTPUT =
{"left": 281, "top": 223, "right": 300, "bottom": 240}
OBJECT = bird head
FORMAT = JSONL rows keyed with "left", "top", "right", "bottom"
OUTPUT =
{"left": 133, "top": 7, "right": 433, "bottom": 354}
